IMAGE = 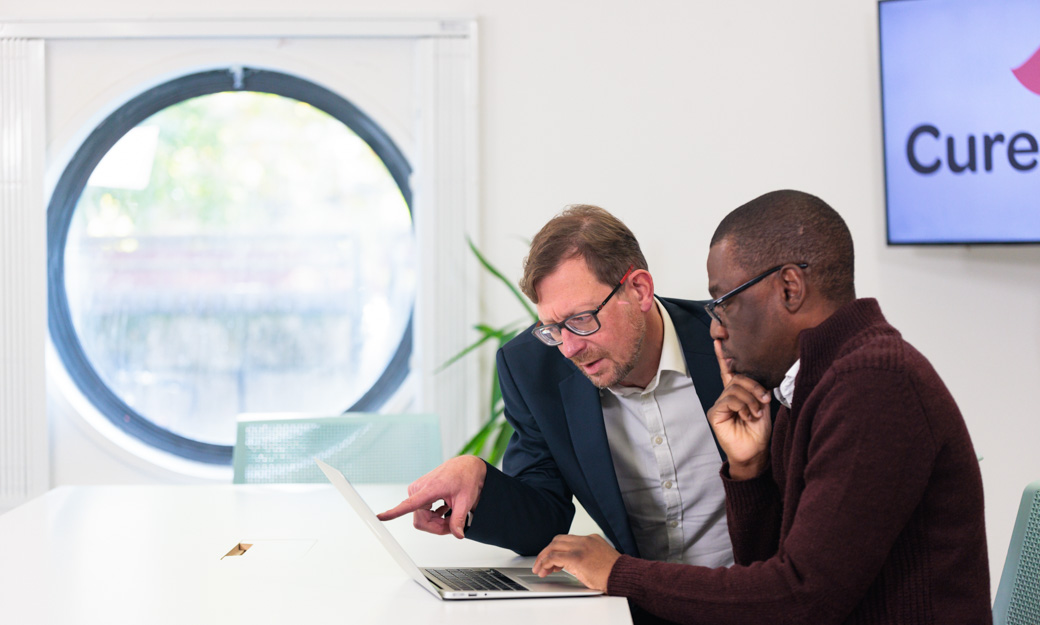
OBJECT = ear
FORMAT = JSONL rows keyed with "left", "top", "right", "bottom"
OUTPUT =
{"left": 777, "top": 264, "right": 807, "bottom": 313}
{"left": 625, "top": 269, "right": 656, "bottom": 313}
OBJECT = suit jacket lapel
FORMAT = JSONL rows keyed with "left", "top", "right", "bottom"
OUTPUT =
{"left": 661, "top": 298, "right": 727, "bottom": 461}
{"left": 556, "top": 299, "right": 721, "bottom": 557}
{"left": 560, "top": 371, "right": 640, "bottom": 557}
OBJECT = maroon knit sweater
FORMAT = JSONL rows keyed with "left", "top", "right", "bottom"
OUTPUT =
{"left": 607, "top": 299, "right": 990, "bottom": 625}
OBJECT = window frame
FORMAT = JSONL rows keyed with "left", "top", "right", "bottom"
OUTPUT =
{"left": 47, "top": 67, "right": 415, "bottom": 464}
{"left": 2, "top": 20, "right": 478, "bottom": 486}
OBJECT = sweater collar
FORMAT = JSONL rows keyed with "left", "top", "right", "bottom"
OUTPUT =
{"left": 793, "top": 298, "right": 888, "bottom": 396}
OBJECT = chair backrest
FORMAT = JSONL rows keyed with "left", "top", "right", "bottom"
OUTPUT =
{"left": 232, "top": 413, "right": 442, "bottom": 484}
{"left": 994, "top": 479, "right": 1040, "bottom": 625}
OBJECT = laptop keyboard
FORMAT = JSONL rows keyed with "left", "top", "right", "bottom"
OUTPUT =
{"left": 426, "top": 568, "right": 529, "bottom": 592}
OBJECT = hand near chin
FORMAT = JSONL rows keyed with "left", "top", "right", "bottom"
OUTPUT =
{"left": 708, "top": 339, "right": 773, "bottom": 480}
{"left": 532, "top": 534, "right": 620, "bottom": 592}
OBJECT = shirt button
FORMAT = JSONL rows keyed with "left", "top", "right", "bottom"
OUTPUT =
{"left": 669, "top": 520, "right": 679, "bottom": 528}
{"left": 654, "top": 436, "right": 663, "bottom": 445}
{"left": 663, "top": 480, "right": 673, "bottom": 489}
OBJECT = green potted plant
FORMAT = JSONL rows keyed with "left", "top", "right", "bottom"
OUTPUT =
{"left": 440, "top": 237, "right": 537, "bottom": 465}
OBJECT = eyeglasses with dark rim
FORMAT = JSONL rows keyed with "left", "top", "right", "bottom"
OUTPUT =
{"left": 704, "top": 262, "right": 808, "bottom": 326}
{"left": 531, "top": 264, "right": 635, "bottom": 346}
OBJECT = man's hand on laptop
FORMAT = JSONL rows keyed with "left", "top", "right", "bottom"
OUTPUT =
{"left": 532, "top": 534, "right": 619, "bottom": 592}
{"left": 376, "top": 455, "right": 487, "bottom": 539}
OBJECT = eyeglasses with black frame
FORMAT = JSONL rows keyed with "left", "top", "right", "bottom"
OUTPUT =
{"left": 531, "top": 264, "right": 635, "bottom": 346}
{"left": 704, "top": 262, "right": 808, "bottom": 326}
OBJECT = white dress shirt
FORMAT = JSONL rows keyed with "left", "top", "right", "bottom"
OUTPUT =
{"left": 775, "top": 359, "right": 800, "bottom": 408}
{"left": 600, "top": 299, "right": 734, "bottom": 567}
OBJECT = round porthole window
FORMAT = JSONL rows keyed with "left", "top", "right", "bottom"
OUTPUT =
{"left": 48, "top": 68, "right": 415, "bottom": 464}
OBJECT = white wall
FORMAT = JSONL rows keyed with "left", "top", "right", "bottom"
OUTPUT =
{"left": 4, "top": 0, "right": 1037, "bottom": 589}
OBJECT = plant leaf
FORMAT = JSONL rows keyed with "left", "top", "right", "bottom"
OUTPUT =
{"left": 434, "top": 323, "right": 523, "bottom": 374}
{"left": 488, "top": 420, "right": 515, "bottom": 466}
{"left": 467, "top": 236, "right": 537, "bottom": 321}
{"left": 489, "top": 368, "right": 503, "bottom": 418}
{"left": 444, "top": 236, "right": 539, "bottom": 462}
{"left": 458, "top": 417, "right": 498, "bottom": 457}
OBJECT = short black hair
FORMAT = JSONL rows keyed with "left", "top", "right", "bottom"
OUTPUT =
{"left": 711, "top": 190, "right": 855, "bottom": 304}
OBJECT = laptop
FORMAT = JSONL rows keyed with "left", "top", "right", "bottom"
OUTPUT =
{"left": 316, "top": 459, "right": 602, "bottom": 600}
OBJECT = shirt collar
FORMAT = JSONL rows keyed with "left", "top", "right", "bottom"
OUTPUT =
{"left": 774, "top": 359, "right": 800, "bottom": 408}
{"left": 606, "top": 297, "right": 686, "bottom": 397}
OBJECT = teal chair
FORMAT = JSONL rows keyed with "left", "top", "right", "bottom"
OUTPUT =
{"left": 994, "top": 479, "right": 1040, "bottom": 625}
{"left": 232, "top": 413, "right": 441, "bottom": 484}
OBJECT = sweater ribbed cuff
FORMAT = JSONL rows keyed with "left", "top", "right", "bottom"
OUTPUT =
{"left": 606, "top": 554, "right": 653, "bottom": 600}
{"left": 720, "top": 463, "right": 774, "bottom": 519}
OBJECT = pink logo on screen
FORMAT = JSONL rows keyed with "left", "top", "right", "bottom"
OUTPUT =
{"left": 1012, "top": 45, "right": 1040, "bottom": 96}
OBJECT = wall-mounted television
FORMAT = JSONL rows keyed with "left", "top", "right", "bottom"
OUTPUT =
{"left": 879, "top": 0, "right": 1040, "bottom": 244}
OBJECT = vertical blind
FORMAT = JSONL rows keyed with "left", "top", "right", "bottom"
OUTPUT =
{"left": 0, "top": 38, "right": 48, "bottom": 509}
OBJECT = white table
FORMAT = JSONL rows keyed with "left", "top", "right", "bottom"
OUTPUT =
{"left": 0, "top": 484, "right": 632, "bottom": 624}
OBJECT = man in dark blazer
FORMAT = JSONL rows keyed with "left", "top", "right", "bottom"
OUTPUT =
{"left": 380, "top": 205, "right": 731, "bottom": 566}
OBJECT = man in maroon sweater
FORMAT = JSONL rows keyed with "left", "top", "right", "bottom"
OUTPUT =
{"left": 532, "top": 190, "right": 991, "bottom": 624}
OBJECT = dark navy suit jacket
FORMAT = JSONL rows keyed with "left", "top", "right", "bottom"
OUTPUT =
{"left": 465, "top": 297, "right": 725, "bottom": 557}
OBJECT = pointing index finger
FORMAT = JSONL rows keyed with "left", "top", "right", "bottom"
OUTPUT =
{"left": 377, "top": 492, "right": 436, "bottom": 521}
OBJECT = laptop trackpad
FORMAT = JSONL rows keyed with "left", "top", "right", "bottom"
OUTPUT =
{"left": 500, "top": 568, "right": 591, "bottom": 590}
